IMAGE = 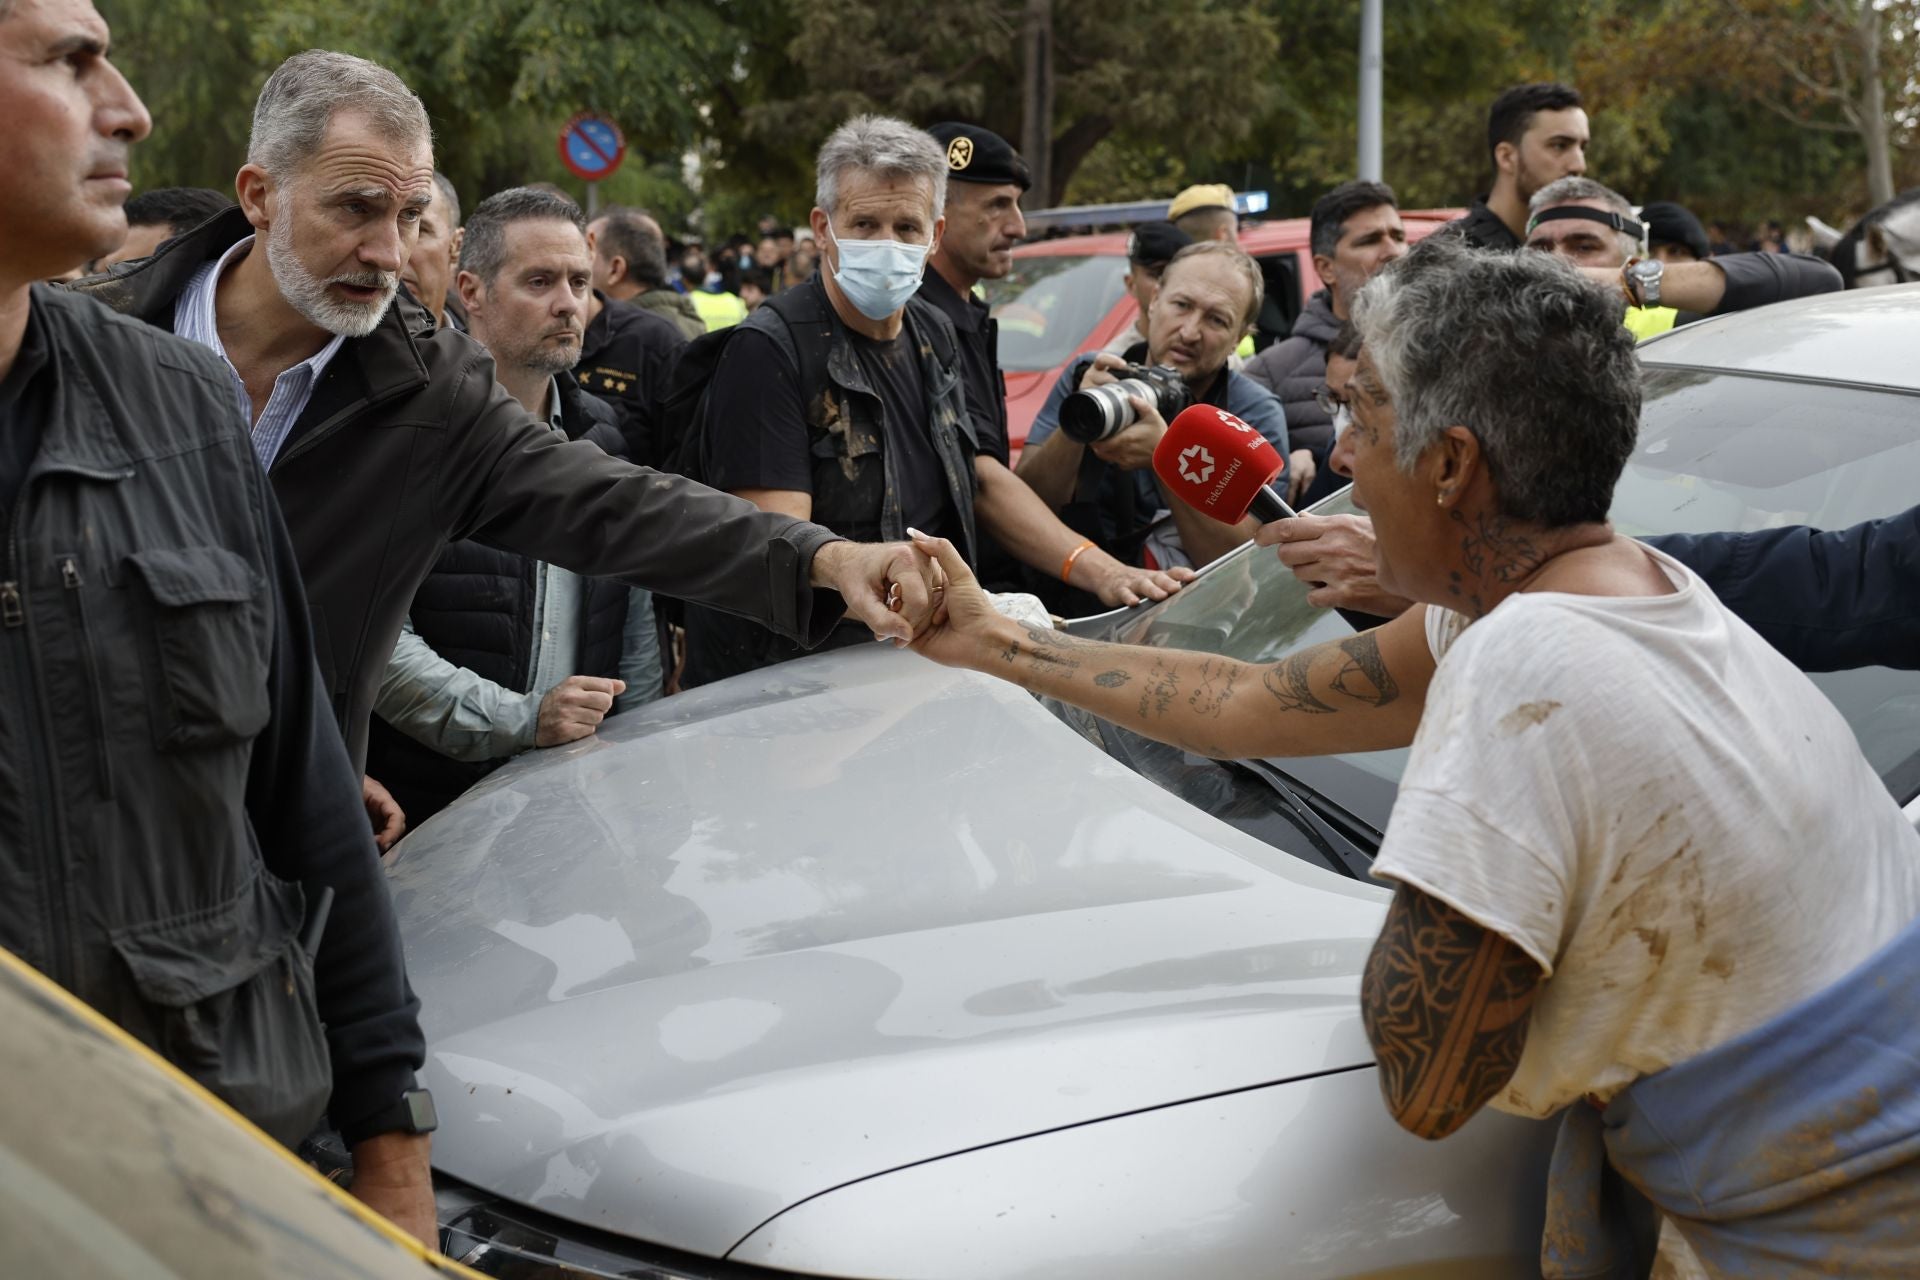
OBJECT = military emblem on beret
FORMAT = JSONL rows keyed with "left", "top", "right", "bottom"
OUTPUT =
{"left": 946, "top": 137, "right": 974, "bottom": 171}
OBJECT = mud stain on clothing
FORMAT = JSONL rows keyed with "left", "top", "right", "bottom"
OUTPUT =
{"left": 1498, "top": 700, "right": 1563, "bottom": 735}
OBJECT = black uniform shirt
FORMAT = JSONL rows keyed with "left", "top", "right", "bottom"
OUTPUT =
{"left": 1446, "top": 196, "right": 1522, "bottom": 252}
{"left": 576, "top": 291, "right": 687, "bottom": 467}
{"left": 917, "top": 268, "right": 1009, "bottom": 464}
{"left": 705, "top": 325, "right": 960, "bottom": 541}
{"left": 0, "top": 306, "right": 50, "bottom": 523}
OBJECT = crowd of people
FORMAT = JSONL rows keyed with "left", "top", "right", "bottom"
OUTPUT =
{"left": 4, "top": 0, "right": 1918, "bottom": 1274}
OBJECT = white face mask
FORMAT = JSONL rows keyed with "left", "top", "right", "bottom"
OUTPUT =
{"left": 825, "top": 223, "right": 932, "bottom": 320}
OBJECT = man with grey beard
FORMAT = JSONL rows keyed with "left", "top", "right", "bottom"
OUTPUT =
{"left": 76, "top": 50, "right": 942, "bottom": 806}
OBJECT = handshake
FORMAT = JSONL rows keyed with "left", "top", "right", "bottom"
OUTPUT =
{"left": 806, "top": 538, "right": 952, "bottom": 648}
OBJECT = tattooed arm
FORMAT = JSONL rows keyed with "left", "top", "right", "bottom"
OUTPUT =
{"left": 1361, "top": 885, "right": 1544, "bottom": 1139}
{"left": 907, "top": 532, "right": 1437, "bottom": 760}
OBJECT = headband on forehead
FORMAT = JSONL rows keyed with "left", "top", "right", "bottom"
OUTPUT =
{"left": 1527, "top": 205, "right": 1646, "bottom": 242}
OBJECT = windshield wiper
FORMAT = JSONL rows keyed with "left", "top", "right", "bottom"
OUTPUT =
{"left": 1226, "top": 760, "right": 1377, "bottom": 880}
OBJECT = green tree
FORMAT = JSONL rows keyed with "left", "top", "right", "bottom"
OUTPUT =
{"left": 103, "top": 0, "right": 271, "bottom": 192}
{"left": 252, "top": 0, "right": 737, "bottom": 205}
{"left": 726, "top": 0, "right": 1281, "bottom": 207}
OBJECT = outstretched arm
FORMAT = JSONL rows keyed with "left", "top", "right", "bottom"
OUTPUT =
{"left": 1361, "top": 885, "right": 1545, "bottom": 1140}
{"left": 908, "top": 532, "right": 1436, "bottom": 761}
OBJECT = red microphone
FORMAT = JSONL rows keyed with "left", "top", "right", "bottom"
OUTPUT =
{"left": 1152, "top": 404, "right": 1297, "bottom": 524}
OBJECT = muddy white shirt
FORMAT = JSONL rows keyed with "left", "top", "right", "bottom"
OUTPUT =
{"left": 1371, "top": 545, "right": 1920, "bottom": 1119}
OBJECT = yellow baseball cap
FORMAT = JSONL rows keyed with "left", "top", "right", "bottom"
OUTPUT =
{"left": 1167, "top": 183, "right": 1236, "bottom": 221}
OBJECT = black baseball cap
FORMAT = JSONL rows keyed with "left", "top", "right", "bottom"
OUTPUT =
{"left": 1126, "top": 220, "right": 1193, "bottom": 268}
{"left": 927, "top": 123, "right": 1032, "bottom": 192}
{"left": 1641, "top": 201, "right": 1712, "bottom": 261}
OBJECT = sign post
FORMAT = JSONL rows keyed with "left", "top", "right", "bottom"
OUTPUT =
{"left": 558, "top": 113, "right": 626, "bottom": 215}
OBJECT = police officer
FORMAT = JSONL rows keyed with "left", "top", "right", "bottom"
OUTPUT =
{"left": 920, "top": 122, "right": 1025, "bottom": 466}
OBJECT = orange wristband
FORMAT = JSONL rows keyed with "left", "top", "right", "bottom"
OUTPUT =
{"left": 1061, "top": 539, "right": 1096, "bottom": 583}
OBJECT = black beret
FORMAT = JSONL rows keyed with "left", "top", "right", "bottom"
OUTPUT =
{"left": 927, "top": 122, "right": 1032, "bottom": 192}
{"left": 1126, "top": 220, "right": 1193, "bottom": 267}
{"left": 1640, "top": 201, "right": 1711, "bottom": 261}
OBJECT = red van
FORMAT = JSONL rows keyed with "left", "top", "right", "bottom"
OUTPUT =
{"left": 984, "top": 211, "right": 1463, "bottom": 459}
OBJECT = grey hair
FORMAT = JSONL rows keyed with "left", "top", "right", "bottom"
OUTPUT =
{"left": 248, "top": 51, "right": 431, "bottom": 181}
{"left": 1352, "top": 235, "right": 1640, "bottom": 528}
{"left": 1529, "top": 175, "right": 1643, "bottom": 258}
{"left": 815, "top": 116, "right": 948, "bottom": 222}
{"left": 431, "top": 172, "right": 461, "bottom": 229}
{"left": 458, "top": 186, "right": 585, "bottom": 286}
{"left": 1161, "top": 240, "right": 1266, "bottom": 328}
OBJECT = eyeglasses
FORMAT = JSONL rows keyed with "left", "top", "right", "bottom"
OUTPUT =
{"left": 1315, "top": 385, "right": 1354, "bottom": 434}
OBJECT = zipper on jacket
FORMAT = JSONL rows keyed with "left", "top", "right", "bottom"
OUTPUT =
{"left": 5, "top": 502, "right": 77, "bottom": 987}
{"left": 60, "top": 557, "right": 115, "bottom": 800}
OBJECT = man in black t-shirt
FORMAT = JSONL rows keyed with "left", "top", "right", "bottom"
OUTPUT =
{"left": 687, "top": 116, "right": 1187, "bottom": 687}
{"left": 704, "top": 301, "right": 960, "bottom": 546}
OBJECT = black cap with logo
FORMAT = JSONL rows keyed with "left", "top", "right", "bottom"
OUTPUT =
{"left": 927, "top": 123, "right": 1032, "bottom": 192}
{"left": 1126, "top": 220, "right": 1193, "bottom": 268}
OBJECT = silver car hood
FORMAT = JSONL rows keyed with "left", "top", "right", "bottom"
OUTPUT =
{"left": 390, "top": 645, "right": 1392, "bottom": 1256}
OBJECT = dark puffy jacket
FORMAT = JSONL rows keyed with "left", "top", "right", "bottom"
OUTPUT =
{"left": 365, "top": 380, "right": 633, "bottom": 823}
{"left": 1240, "top": 289, "right": 1340, "bottom": 459}
{"left": 1, "top": 285, "right": 419, "bottom": 1147}
{"left": 73, "top": 208, "right": 845, "bottom": 774}
{"left": 1651, "top": 504, "right": 1920, "bottom": 672}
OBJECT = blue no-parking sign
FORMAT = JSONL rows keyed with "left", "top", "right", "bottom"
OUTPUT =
{"left": 559, "top": 113, "right": 626, "bottom": 183}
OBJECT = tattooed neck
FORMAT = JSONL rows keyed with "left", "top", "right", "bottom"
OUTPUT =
{"left": 1448, "top": 509, "right": 1546, "bottom": 617}
{"left": 1446, "top": 510, "right": 1623, "bottom": 618}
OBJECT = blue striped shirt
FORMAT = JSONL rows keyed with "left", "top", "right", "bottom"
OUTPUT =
{"left": 173, "top": 235, "right": 346, "bottom": 469}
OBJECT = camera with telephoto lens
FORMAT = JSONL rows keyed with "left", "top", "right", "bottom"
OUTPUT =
{"left": 1058, "top": 362, "right": 1194, "bottom": 444}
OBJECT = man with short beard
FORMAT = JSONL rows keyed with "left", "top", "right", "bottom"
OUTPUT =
{"left": 1448, "top": 82, "right": 1589, "bottom": 251}
{"left": 368, "top": 188, "right": 660, "bottom": 827}
{"left": 76, "top": 53, "right": 941, "bottom": 847}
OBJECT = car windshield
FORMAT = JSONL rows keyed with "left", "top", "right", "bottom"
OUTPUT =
{"left": 984, "top": 254, "right": 1127, "bottom": 372}
{"left": 1057, "top": 367, "right": 1920, "bottom": 873}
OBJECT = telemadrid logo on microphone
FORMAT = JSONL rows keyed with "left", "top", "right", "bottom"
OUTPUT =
{"left": 1178, "top": 445, "right": 1215, "bottom": 484}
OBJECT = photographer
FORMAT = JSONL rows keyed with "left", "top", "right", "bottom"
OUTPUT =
{"left": 1016, "top": 241, "right": 1289, "bottom": 569}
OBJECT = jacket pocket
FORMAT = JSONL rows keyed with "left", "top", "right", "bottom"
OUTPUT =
{"left": 110, "top": 872, "right": 332, "bottom": 1148}
{"left": 125, "top": 546, "right": 271, "bottom": 750}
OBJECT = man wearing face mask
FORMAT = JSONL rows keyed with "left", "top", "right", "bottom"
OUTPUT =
{"left": 684, "top": 115, "right": 1185, "bottom": 686}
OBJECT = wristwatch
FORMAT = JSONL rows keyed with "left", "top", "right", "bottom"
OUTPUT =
{"left": 349, "top": 1087, "right": 439, "bottom": 1141}
{"left": 1623, "top": 257, "right": 1664, "bottom": 309}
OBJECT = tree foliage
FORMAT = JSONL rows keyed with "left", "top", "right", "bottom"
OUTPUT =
{"left": 99, "top": 0, "right": 1920, "bottom": 237}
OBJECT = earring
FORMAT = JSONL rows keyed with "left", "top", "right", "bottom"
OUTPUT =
{"left": 1436, "top": 491, "right": 1448, "bottom": 506}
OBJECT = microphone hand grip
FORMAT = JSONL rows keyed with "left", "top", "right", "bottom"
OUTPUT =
{"left": 1246, "top": 486, "right": 1296, "bottom": 523}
